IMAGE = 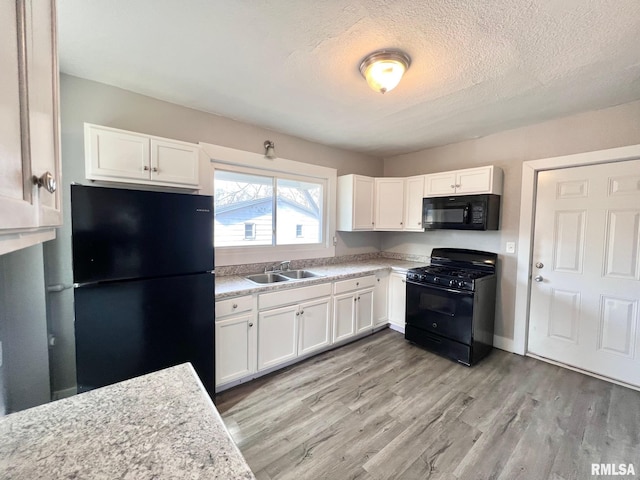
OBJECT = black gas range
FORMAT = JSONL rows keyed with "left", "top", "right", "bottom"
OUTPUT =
{"left": 405, "top": 248, "right": 498, "bottom": 365}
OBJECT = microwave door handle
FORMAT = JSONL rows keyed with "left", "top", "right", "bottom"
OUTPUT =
{"left": 463, "top": 204, "right": 470, "bottom": 223}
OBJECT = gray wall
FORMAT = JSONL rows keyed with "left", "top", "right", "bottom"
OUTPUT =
{"left": 44, "top": 74, "right": 383, "bottom": 396}
{"left": 0, "top": 245, "right": 50, "bottom": 413}
{"left": 382, "top": 100, "right": 640, "bottom": 344}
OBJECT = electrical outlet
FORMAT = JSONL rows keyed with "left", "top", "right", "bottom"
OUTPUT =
{"left": 506, "top": 242, "right": 516, "bottom": 254}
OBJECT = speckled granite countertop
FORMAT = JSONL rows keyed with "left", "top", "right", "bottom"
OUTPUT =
{"left": 0, "top": 364, "right": 255, "bottom": 480}
{"left": 215, "top": 258, "right": 426, "bottom": 299}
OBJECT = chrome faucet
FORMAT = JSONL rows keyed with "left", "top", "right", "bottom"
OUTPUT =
{"left": 265, "top": 260, "right": 291, "bottom": 273}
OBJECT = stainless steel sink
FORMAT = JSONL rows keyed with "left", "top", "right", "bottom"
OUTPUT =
{"left": 279, "top": 270, "right": 324, "bottom": 279}
{"left": 245, "top": 273, "right": 291, "bottom": 284}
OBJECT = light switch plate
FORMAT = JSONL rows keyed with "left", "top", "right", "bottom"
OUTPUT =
{"left": 506, "top": 242, "right": 516, "bottom": 254}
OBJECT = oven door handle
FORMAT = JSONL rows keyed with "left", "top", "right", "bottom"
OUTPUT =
{"left": 405, "top": 280, "right": 474, "bottom": 296}
{"left": 425, "top": 308, "right": 455, "bottom": 317}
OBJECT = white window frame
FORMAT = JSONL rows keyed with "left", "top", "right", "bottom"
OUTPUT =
{"left": 201, "top": 142, "right": 336, "bottom": 266}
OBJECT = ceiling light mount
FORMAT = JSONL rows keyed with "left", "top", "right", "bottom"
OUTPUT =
{"left": 264, "top": 140, "right": 276, "bottom": 159}
{"left": 359, "top": 49, "right": 411, "bottom": 94}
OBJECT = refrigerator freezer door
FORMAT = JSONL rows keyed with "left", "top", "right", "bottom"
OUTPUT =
{"left": 71, "top": 185, "right": 213, "bottom": 283}
{"left": 74, "top": 273, "right": 215, "bottom": 395}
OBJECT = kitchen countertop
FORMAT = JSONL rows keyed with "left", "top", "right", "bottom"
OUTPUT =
{"left": 0, "top": 364, "right": 255, "bottom": 480}
{"left": 215, "top": 258, "right": 426, "bottom": 299}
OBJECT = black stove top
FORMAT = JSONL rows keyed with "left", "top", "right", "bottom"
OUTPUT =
{"left": 407, "top": 248, "right": 497, "bottom": 291}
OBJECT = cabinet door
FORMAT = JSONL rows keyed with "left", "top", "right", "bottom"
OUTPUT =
{"left": 25, "top": 0, "right": 61, "bottom": 227}
{"left": 215, "top": 313, "right": 256, "bottom": 385}
{"left": 455, "top": 166, "right": 492, "bottom": 194}
{"left": 0, "top": 0, "right": 38, "bottom": 230}
{"left": 333, "top": 292, "right": 356, "bottom": 343}
{"left": 388, "top": 273, "right": 407, "bottom": 330}
{"left": 404, "top": 175, "right": 425, "bottom": 231}
{"left": 353, "top": 175, "right": 374, "bottom": 230}
{"left": 150, "top": 139, "right": 200, "bottom": 187}
{"left": 299, "top": 297, "right": 332, "bottom": 356}
{"left": 424, "top": 171, "right": 457, "bottom": 197}
{"left": 374, "top": 178, "right": 404, "bottom": 230}
{"left": 86, "top": 124, "right": 150, "bottom": 181}
{"left": 258, "top": 304, "right": 298, "bottom": 370}
{"left": 373, "top": 272, "right": 389, "bottom": 326}
{"left": 355, "top": 288, "right": 374, "bottom": 334}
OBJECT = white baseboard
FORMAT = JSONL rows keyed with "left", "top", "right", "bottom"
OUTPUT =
{"left": 493, "top": 334, "right": 515, "bottom": 353}
{"left": 388, "top": 323, "right": 405, "bottom": 334}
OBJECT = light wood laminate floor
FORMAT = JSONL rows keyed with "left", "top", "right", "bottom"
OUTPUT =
{"left": 216, "top": 329, "right": 640, "bottom": 480}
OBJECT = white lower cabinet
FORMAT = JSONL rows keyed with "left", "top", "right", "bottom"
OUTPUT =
{"left": 373, "top": 271, "right": 389, "bottom": 326}
{"left": 388, "top": 272, "right": 407, "bottom": 331}
{"left": 298, "top": 297, "right": 332, "bottom": 356}
{"left": 333, "top": 292, "right": 357, "bottom": 342}
{"left": 257, "top": 283, "right": 332, "bottom": 371}
{"left": 258, "top": 304, "right": 299, "bottom": 370}
{"left": 333, "top": 275, "right": 376, "bottom": 342}
{"left": 215, "top": 313, "right": 256, "bottom": 385}
{"left": 215, "top": 295, "right": 256, "bottom": 386}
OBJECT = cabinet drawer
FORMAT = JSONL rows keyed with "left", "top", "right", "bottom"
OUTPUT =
{"left": 259, "top": 283, "right": 332, "bottom": 310}
{"left": 216, "top": 295, "right": 253, "bottom": 318}
{"left": 333, "top": 275, "right": 376, "bottom": 295}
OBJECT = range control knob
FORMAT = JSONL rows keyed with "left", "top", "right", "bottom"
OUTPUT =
{"left": 449, "top": 279, "right": 457, "bottom": 287}
{"left": 458, "top": 280, "right": 466, "bottom": 288}
{"left": 433, "top": 276, "right": 440, "bottom": 284}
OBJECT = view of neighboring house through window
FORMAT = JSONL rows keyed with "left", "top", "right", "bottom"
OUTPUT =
{"left": 214, "top": 169, "right": 323, "bottom": 247}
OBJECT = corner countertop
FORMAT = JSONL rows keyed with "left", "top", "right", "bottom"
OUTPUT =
{"left": 0, "top": 364, "right": 255, "bottom": 480}
{"left": 215, "top": 258, "right": 426, "bottom": 299}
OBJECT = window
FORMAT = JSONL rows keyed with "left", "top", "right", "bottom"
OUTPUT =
{"left": 206, "top": 142, "right": 336, "bottom": 266}
{"left": 214, "top": 170, "right": 324, "bottom": 247}
{"left": 244, "top": 223, "right": 256, "bottom": 240}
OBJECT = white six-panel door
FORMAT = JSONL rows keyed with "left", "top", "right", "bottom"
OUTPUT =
{"left": 528, "top": 159, "right": 640, "bottom": 387}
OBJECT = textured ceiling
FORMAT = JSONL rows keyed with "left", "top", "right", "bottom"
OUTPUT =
{"left": 58, "top": 0, "right": 640, "bottom": 157}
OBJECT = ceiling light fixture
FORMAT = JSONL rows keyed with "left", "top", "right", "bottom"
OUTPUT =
{"left": 359, "top": 49, "right": 411, "bottom": 94}
{"left": 264, "top": 140, "right": 276, "bottom": 159}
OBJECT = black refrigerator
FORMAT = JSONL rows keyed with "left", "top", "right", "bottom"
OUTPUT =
{"left": 71, "top": 185, "right": 215, "bottom": 396}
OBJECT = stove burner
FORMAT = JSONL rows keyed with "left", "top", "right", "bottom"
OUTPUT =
{"left": 406, "top": 265, "right": 492, "bottom": 291}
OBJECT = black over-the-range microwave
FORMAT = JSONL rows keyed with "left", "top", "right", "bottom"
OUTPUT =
{"left": 422, "top": 194, "right": 501, "bottom": 230}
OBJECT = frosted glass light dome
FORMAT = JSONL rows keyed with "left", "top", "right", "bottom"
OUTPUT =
{"left": 359, "top": 50, "right": 411, "bottom": 94}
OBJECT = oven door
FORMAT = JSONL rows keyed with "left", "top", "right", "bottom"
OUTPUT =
{"left": 405, "top": 280, "right": 473, "bottom": 344}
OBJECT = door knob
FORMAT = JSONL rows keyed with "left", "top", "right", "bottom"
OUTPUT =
{"left": 33, "top": 171, "right": 56, "bottom": 193}
{"left": 534, "top": 275, "right": 544, "bottom": 282}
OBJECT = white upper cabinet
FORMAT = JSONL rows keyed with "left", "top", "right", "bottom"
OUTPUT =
{"left": 403, "top": 175, "right": 425, "bottom": 232}
{"left": 374, "top": 177, "right": 405, "bottom": 231}
{"left": 85, "top": 123, "right": 200, "bottom": 189}
{"left": 0, "top": 0, "right": 62, "bottom": 255}
{"left": 424, "top": 166, "right": 503, "bottom": 197}
{"left": 337, "top": 174, "right": 374, "bottom": 231}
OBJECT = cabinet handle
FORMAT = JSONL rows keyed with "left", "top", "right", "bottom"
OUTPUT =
{"left": 152, "top": 167, "right": 159, "bottom": 172}
{"left": 296, "top": 311, "right": 300, "bottom": 316}
{"left": 357, "top": 297, "right": 361, "bottom": 301}
{"left": 402, "top": 279, "right": 406, "bottom": 283}
{"left": 33, "top": 172, "right": 56, "bottom": 194}
{"left": 418, "top": 222, "right": 421, "bottom": 225}
{"left": 455, "top": 184, "right": 461, "bottom": 188}
{"left": 377, "top": 278, "right": 380, "bottom": 282}
{"left": 400, "top": 222, "right": 403, "bottom": 225}
{"left": 450, "top": 184, "right": 455, "bottom": 188}
{"left": 143, "top": 165, "right": 150, "bottom": 171}
{"left": 354, "top": 298, "right": 357, "bottom": 302}
{"left": 300, "top": 310, "right": 304, "bottom": 315}
{"left": 232, "top": 303, "right": 238, "bottom": 309}
{"left": 356, "top": 282, "right": 359, "bottom": 286}
{"left": 248, "top": 322, "right": 254, "bottom": 327}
